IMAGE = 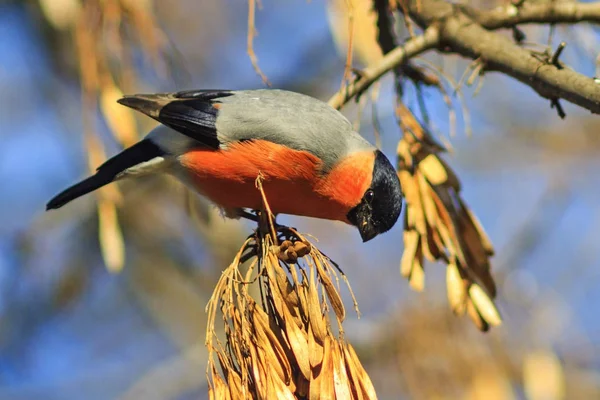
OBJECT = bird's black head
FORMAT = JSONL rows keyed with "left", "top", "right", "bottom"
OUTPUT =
{"left": 347, "top": 150, "right": 403, "bottom": 242}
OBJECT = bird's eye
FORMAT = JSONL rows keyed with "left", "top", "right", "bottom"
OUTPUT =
{"left": 365, "top": 189, "right": 374, "bottom": 204}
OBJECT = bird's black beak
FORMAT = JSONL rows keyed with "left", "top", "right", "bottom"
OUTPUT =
{"left": 347, "top": 202, "right": 378, "bottom": 242}
{"left": 358, "top": 219, "right": 378, "bottom": 242}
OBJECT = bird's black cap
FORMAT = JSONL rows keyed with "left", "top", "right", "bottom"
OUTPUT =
{"left": 347, "top": 150, "right": 403, "bottom": 242}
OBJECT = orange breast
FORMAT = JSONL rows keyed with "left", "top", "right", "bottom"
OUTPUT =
{"left": 179, "top": 140, "right": 373, "bottom": 222}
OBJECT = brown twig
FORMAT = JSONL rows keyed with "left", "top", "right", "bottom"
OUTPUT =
{"left": 396, "top": 0, "right": 417, "bottom": 38}
{"left": 328, "top": 26, "right": 440, "bottom": 109}
{"left": 247, "top": 0, "right": 271, "bottom": 86}
{"left": 339, "top": 0, "right": 356, "bottom": 95}
{"left": 255, "top": 173, "right": 278, "bottom": 245}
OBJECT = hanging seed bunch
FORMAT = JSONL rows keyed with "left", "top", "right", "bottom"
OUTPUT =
{"left": 395, "top": 103, "right": 502, "bottom": 331}
{"left": 205, "top": 181, "right": 378, "bottom": 399}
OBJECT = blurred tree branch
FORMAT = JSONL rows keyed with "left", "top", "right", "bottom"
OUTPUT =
{"left": 459, "top": 1, "right": 600, "bottom": 30}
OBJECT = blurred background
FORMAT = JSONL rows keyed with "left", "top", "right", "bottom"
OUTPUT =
{"left": 1, "top": 0, "right": 600, "bottom": 398}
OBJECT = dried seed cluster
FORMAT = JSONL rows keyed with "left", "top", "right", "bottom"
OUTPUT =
{"left": 206, "top": 228, "right": 377, "bottom": 399}
{"left": 276, "top": 240, "right": 312, "bottom": 263}
{"left": 396, "top": 103, "right": 501, "bottom": 331}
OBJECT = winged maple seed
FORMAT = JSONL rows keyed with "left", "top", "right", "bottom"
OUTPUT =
{"left": 396, "top": 103, "right": 502, "bottom": 331}
{"left": 205, "top": 182, "right": 377, "bottom": 400}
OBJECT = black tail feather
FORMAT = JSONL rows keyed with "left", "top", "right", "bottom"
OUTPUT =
{"left": 46, "top": 139, "right": 165, "bottom": 210}
{"left": 46, "top": 172, "right": 113, "bottom": 210}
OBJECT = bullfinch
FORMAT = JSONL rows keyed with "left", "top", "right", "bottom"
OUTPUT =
{"left": 46, "top": 89, "right": 403, "bottom": 242}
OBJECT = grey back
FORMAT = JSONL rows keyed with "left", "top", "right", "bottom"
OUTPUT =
{"left": 215, "top": 89, "right": 374, "bottom": 171}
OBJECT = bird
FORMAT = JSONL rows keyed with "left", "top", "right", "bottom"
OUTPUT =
{"left": 46, "top": 89, "right": 403, "bottom": 242}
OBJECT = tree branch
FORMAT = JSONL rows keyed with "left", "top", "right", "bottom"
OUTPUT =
{"left": 460, "top": 1, "right": 600, "bottom": 30}
{"left": 373, "top": 0, "right": 439, "bottom": 93}
{"left": 407, "top": 0, "right": 600, "bottom": 114}
{"left": 328, "top": 27, "right": 440, "bottom": 110}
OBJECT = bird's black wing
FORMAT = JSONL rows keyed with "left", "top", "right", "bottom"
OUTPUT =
{"left": 118, "top": 90, "right": 234, "bottom": 149}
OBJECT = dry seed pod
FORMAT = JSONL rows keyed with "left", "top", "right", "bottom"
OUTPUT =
{"left": 415, "top": 174, "right": 440, "bottom": 263}
{"left": 429, "top": 188, "right": 465, "bottom": 261}
{"left": 252, "top": 317, "right": 288, "bottom": 384}
{"left": 332, "top": 342, "right": 353, "bottom": 399}
{"left": 267, "top": 271, "right": 287, "bottom": 319}
{"left": 284, "top": 248, "right": 298, "bottom": 263}
{"left": 408, "top": 246, "right": 425, "bottom": 292}
{"left": 457, "top": 213, "right": 497, "bottom": 296}
{"left": 209, "top": 363, "right": 231, "bottom": 400}
{"left": 252, "top": 305, "right": 292, "bottom": 383}
{"left": 296, "top": 375, "right": 310, "bottom": 398}
{"left": 400, "top": 230, "right": 419, "bottom": 277}
{"left": 280, "top": 301, "right": 311, "bottom": 380}
{"left": 419, "top": 154, "right": 448, "bottom": 185}
{"left": 404, "top": 201, "right": 417, "bottom": 230}
{"left": 273, "top": 263, "right": 300, "bottom": 308}
{"left": 309, "top": 360, "right": 324, "bottom": 400}
{"left": 307, "top": 267, "right": 327, "bottom": 344}
{"left": 419, "top": 154, "right": 462, "bottom": 191}
{"left": 466, "top": 297, "right": 489, "bottom": 331}
{"left": 397, "top": 170, "right": 418, "bottom": 204}
{"left": 318, "top": 336, "right": 335, "bottom": 399}
{"left": 293, "top": 241, "right": 311, "bottom": 257}
{"left": 422, "top": 223, "right": 442, "bottom": 262}
{"left": 409, "top": 173, "right": 428, "bottom": 235}
{"left": 462, "top": 202, "right": 494, "bottom": 255}
{"left": 280, "top": 240, "right": 293, "bottom": 251}
{"left": 426, "top": 155, "right": 462, "bottom": 191}
{"left": 344, "top": 342, "right": 378, "bottom": 399}
{"left": 277, "top": 249, "right": 290, "bottom": 262}
{"left": 268, "top": 368, "right": 296, "bottom": 400}
{"left": 299, "top": 278, "right": 312, "bottom": 312}
{"left": 342, "top": 345, "right": 365, "bottom": 400}
{"left": 315, "top": 258, "right": 346, "bottom": 322}
{"left": 435, "top": 216, "right": 459, "bottom": 258}
{"left": 249, "top": 345, "right": 267, "bottom": 399}
{"left": 397, "top": 139, "right": 413, "bottom": 170}
{"left": 446, "top": 262, "right": 467, "bottom": 315}
{"left": 308, "top": 325, "right": 325, "bottom": 369}
{"left": 226, "top": 367, "right": 244, "bottom": 400}
{"left": 469, "top": 284, "right": 502, "bottom": 326}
